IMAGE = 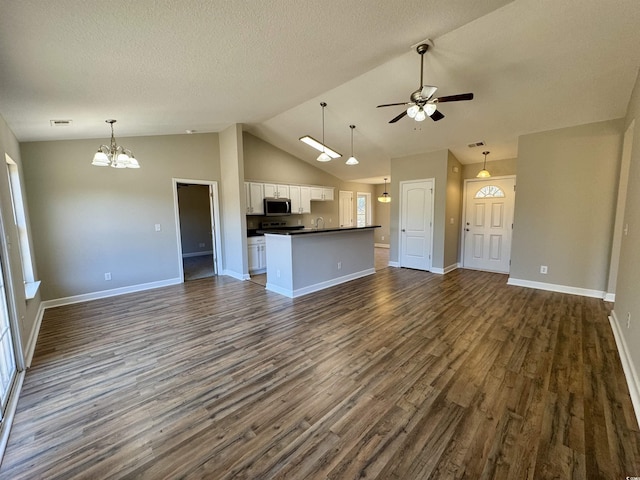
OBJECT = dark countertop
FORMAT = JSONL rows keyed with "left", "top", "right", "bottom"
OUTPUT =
{"left": 257, "top": 225, "right": 381, "bottom": 236}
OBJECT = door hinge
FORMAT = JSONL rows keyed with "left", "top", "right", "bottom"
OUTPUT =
{"left": 513, "top": 185, "right": 516, "bottom": 192}
{"left": 509, "top": 259, "right": 511, "bottom": 266}
{"left": 430, "top": 188, "right": 433, "bottom": 194}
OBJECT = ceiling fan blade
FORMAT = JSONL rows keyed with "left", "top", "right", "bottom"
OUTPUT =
{"left": 389, "top": 110, "right": 408, "bottom": 123}
{"left": 420, "top": 85, "right": 438, "bottom": 100}
{"left": 430, "top": 110, "right": 445, "bottom": 121}
{"left": 377, "top": 102, "right": 410, "bottom": 108}
{"left": 436, "top": 93, "right": 474, "bottom": 103}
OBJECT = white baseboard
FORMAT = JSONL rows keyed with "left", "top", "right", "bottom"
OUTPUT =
{"left": 506, "top": 277, "right": 606, "bottom": 299}
{"left": 223, "top": 270, "right": 250, "bottom": 281}
{"left": 374, "top": 243, "right": 390, "bottom": 249}
{"left": 182, "top": 250, "right": 213, "bottom": 258}
{"left": 41, "top": 277, "right": 184, "bottom": 309}
{"left": 389, "top": 261, "right": 400, "bottom": 268}
{"left": 266, "top": 268, "right": 375, "bottom": 298}
{"left": 604, "top": 292, "right": 616, "bottom": 302}
{"left": 24, "top": 302, "right": 46, "bottom": 367}
{"left": 431, "top": 263, "right": 459, "bottom": 275}
{"left": 609, "top": 310, "right": 640, "bottom": 429}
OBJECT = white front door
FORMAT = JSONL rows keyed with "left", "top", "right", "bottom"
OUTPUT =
{"left": 400, "top": 180, "right": 434, "bottom": 271}
{"left": 339, "top": 191, "right": 354, "bottom": 227}
{"left": 463, "top": 176, "right": 516, "bottom": 273}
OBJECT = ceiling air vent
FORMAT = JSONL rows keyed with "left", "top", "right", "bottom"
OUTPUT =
{"left": 50, "top": 119, "right": 72, "bottom": 127}
{"left": 467, "top": 141, "right": 485, "bottom": 148}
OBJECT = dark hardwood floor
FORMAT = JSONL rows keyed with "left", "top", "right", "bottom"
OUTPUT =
{"left": 2, "top": 268, "right": 639, "bottom": 479}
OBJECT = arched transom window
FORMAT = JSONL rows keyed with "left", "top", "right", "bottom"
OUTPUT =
{"left": 475, "top": 185, "right": 505, "bottom": 198}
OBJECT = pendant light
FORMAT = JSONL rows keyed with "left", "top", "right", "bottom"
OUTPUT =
{"left": 346, "top": 125, "right": 359, "bottom": 165}
{"left": 378, "top": 177, "right": 391, "bottom": 203}
{"left": 317, "top": 102, "right": 331, "bottom": 162}
{"left": 476, "top": 150, "right": 491, "bottom": 178}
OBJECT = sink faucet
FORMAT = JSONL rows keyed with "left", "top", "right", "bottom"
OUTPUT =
{"left": 314, "top": 217, "right": 325, "bottom": 229}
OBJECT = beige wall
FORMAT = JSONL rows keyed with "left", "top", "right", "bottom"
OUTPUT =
{"left": 613, "top": 68, "right": 640, "bottom": 384}
{"left": 390, "top": 149, "right": 448, "bottom": 268}
{"left": 445, "top": 152, "right": 463, "bottom": 268}
{"left": 0, "top": 113, "right": 41, "bottom": 355}
{"left": 373, "top": 184, "right": 390, "bottom": 245}
{"left": 21, "top": 133, "right": 221, "bottom": 300}
{"left": 510, "top": 119, "right": 622, "bottom": 292}
{"left": 177, "top": 184, "right": 213, "bottom": 255}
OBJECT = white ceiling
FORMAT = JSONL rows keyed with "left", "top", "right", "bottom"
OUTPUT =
{"left": 1, "top": 0, "right": 639, "bottom": 184}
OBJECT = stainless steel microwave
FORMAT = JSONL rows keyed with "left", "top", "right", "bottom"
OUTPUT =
{"left": 263, "top": 197, "right": 292, "bottom": 216}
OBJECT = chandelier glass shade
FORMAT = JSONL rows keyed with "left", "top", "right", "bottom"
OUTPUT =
{"left": 92, "top": 119, "right": 140, "bottom": 169}
{"left": 476, "top": 150, "right": 491, "bottom": 178}
{"left": 407, "top": 102, "right": 437, "bottom": 122}
{"left": 378, "top": 177, "right": 391, "bottom": 203}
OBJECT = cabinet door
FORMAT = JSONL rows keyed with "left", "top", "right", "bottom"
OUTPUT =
{"left": 263, "top": 183, "right": 277, "bottom": 198}
{"left": 277, "top": 184, "right": 290, "bottom": 199}
{"left": 248, "top": 243, "right": 260, "bottom": 271}
{"left": 258, "top": 244, "right": 267, "bottom": 269}
{"left": 249, "top": 183, "right": 265, "bottom": 215}
{"left": 300, "top": 186, "right": 311, "bottom": 213}
{"left": 289, "top": 185, "right": 301, "bottom": 214}
{"left": 323, "top": 188, "right": 334, "bottom": 201}
{"left": 310, "top": 187, "right": 324, "bottom": 200}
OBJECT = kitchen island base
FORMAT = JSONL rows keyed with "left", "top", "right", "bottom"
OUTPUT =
{"left": 263, "top": 228, "right": 376, "bottom": 298}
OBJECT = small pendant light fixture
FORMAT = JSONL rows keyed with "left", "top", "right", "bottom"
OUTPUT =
{"left": 476, "top": 150, "right": 491, "bottom": 178}
{"left": 378, "top": 177, "right": 391, "bottom": 203}
{"left": 346, "top": 125, "right": 359, "bottom": 165}
{"left": 316, "top": 102, "right": 331, "bottom": 162}
{"left": 92, "top": 119, "right": 140, "bottom": 169}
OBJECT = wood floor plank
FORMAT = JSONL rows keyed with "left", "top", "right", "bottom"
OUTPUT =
{"left": 2, "top": 267, "right": 640, "bottom": 479}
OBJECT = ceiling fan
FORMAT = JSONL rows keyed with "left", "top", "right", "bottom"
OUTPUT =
{"left": 377, "top": 43, "right": 474, "bottom": 123}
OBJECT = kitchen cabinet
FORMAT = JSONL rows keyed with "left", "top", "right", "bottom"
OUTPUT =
{"left": 263, "top": 183, "right": 290, "bottom": 199}
{"left": 289, "top": 185, "right": 311, "bottom": 214}
{"left": 247, "top": 236, "right": 266, "bottom": 273}
{"left": 245, "top": 182, "right": 264, "bottom": 215}
{"left": 310, "top": 187, "right": 334, "bottom": 201}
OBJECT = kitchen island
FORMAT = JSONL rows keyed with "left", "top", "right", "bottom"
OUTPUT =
{"left": 258, "top": 225, "right": 380, "bottom": 298}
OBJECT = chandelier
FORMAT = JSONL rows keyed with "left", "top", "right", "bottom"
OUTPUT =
{"left": 476, "top": 151, "right": 490, "bottom": 178}
{"left": 92, "top": 119, "right": 140, "bottom": 168}
{"left": 378, "top": 177, "right": 391, "bottom": 203}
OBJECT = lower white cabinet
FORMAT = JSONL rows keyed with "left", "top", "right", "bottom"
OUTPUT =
{"left": 248, "top": 237, "right": 266, "bottom": 273}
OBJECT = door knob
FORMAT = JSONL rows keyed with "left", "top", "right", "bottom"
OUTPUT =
{"left": 465, "top": 228, "right": 470, "bottom": 232}
{"left": 402, "top": 229, "right": 406, "bottom": 232}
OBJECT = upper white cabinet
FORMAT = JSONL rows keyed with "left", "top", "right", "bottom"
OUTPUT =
{"left": 245, "top": 182, "right": 264, "bottom": 215}
{"left": 310, "top": 187, "right": 334, "bottom": 201}
{"left": 263, "top": 183, "right": 290, "bottom": 199}
{"left": 289, "top": 185, "right": 311, "bottom": 214}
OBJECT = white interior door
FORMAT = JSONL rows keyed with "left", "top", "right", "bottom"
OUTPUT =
{"left": 400, "top": 180, "right": 433, "bottom": 271}
{"left": 339, "top": 191, "right": 354, "bottom": 227}
{"left": 463, "top": 177, "right": 516, "bottom": 273}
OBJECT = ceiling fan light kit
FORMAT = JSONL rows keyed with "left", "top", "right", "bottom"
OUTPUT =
{"left": 476, "top": 150, "right": 491, "bottom": 178}
{"left": 92, "top": 119, "right": 140, "bottom": 169}
{"left": 377, "top": 43, "right": 474, "bottom": 124}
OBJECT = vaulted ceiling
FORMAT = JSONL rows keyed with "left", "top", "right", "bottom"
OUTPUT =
{"left": 1, "top": 0, "right": 639, "bottom": 183}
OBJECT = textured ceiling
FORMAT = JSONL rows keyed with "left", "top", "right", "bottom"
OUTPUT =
{"left": 1, "top": 0, "right": 639, "bottom": 183}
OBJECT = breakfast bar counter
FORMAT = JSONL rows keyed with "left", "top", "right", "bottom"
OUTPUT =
{"left": 258, "top": 225, "right": 379, "bottom": 298}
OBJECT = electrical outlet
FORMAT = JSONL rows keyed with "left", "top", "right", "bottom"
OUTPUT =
{"left": 104, "top": 272, "right": 111, "bottom": 281}
{"left": 337, "top": 262, "right": 342, "bottom": 270}
{"left": 276, "top": 269, "right": 281, "bottom": 278}
{"left": 540, "top": 265, "right": 548, "bottom": 274}
{"left": 198, "top": 242, "right": 205, "bottom": 248}
{"left": 627, "top": 312, "right": 631, "bottom": 328}
{"left": 381, "top": 236, "right": 385, "bottom": 241}
{"left": 155, "top": 223, "right": 161, "bottom": 232}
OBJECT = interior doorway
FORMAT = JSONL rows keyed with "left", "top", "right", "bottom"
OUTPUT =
{"left": 462, "top": 176, "right": 516, "bottom": 273}
{"left": 173, "top": 179, "right": 222, "bottom": 281}
{"left": 339, "top": 191, "right": 354, "bottom": 227}
{"left": 399, "top": 179, "right": 434, "bottom": 271}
